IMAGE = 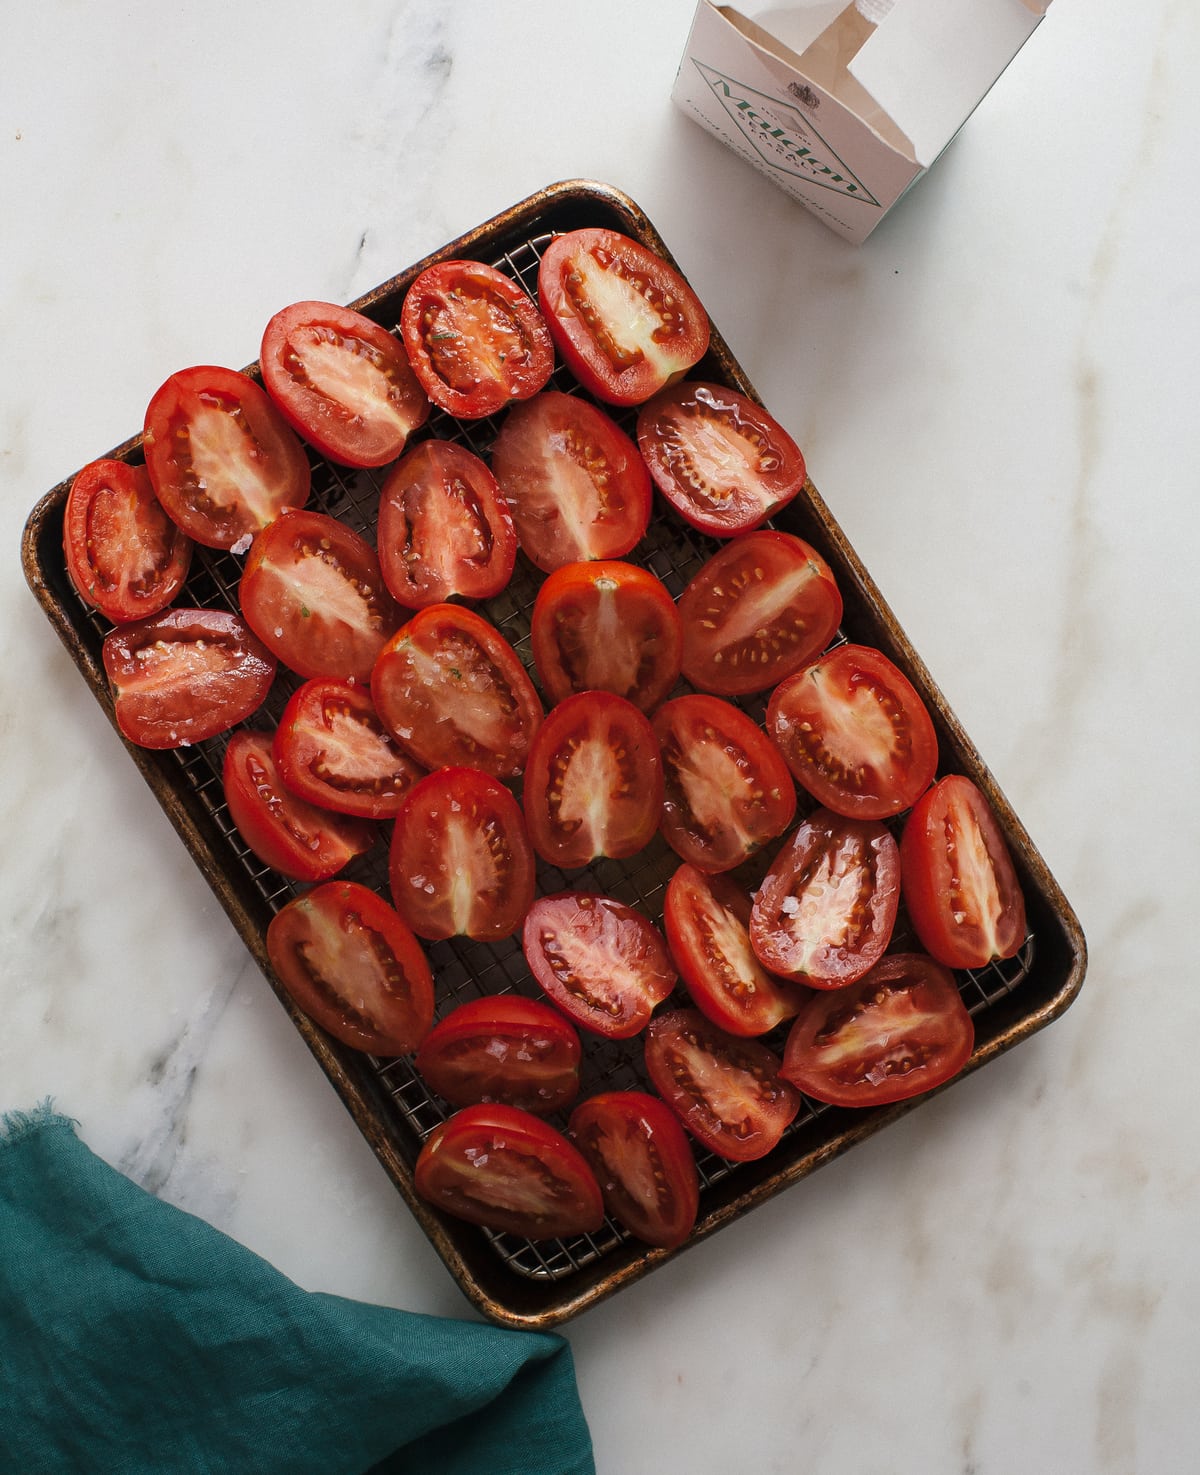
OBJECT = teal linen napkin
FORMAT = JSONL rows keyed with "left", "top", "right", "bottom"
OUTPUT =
{"left": 0, "top": 1106, "right": 594, "bottom": 1475}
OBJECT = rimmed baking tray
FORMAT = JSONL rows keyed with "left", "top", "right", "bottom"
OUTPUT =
{"left": 22, "top": 178, "right": 1086, "bottom": 1329}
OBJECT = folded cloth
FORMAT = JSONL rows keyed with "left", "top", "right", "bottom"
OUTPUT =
{"left": 0, "top": 1106, "right": 594, "bottom": 1475}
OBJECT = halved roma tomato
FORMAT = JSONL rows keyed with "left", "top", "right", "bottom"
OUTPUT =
{"left": 489, "top": 391, "right": 652, "bottom": 571}
{"left": 767, "top": 643, "right": 938, "bottom": 820}
{"left": 569, "top": 1092, "right": 699, "bottom": 1250}
{"left": 389, "top": 767, "right": 535, "bottom": 942}
{"left": 677, "top": 530, "right": 842, "bottom": 697}
{"left": 523, "top": 691, "right": 663, "bottom": 869}
{"left": 266, "top": 881, "right": 434, "bottom": 1056}
{"left": 64, "top": 459, "right": 192, "bottom": 623}
{"left": 400, "top": 260, "right": 554, "bottom": 418}
{"left": 522, "top": 892, "right": 677, "bottom": 1040}
{"left": 781, "top": 953, "right": 975, "bottom": 1108}
{"left": 103, "top": 608, "right": 275, "bottom": 749}
{"left": 664, "top": 864, "right": 805, "bottom": 1036}
{"left": 653, "top": 694, "right": 796, "bottom": 873}
{"left": 414, "top": 1103, "right": 604, "bottom": 1241}
{"left": 900, "top": 774, "right": 1028, "bottom": 969}
{"left": 415, "top": 996, "right": 581, "bottom": 1115}
{"left": 371, "top": 603, "right": 543, "bottom": 779}
{"left": 537, "top": 228, "right": 709, "bottom": 406}
{"left": 142, "top": 365, "right": 310, "bottom": 550}
{"left": 223, "top": 730, "right": 375, "bottom": 881}
{"left": 529, "top": 560, "right": 682, "bottom": 713}
{"left": 273, "top": 678, "right": 424, "bottom": 819}
{"left": 644, "top": 1009, "right": 800, "bottom": 1163}
{"left": 259, "top": 299, "right": 429, "bottom": 467}
{"left": 376, "top": 439, "right": 516, "bottom": 607}
{"left": 239, "top": 508, "right": 400, "bottom": 683}
{"left": 749, "top": 808, "right": 900, "bottom": 988}
{"left": 636, "top": 382, "right": 807, "bottom": 537}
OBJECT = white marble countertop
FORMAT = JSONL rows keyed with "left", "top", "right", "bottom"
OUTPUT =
{"left": 4, "top": 2, "right": 1198, "bottom": 1470}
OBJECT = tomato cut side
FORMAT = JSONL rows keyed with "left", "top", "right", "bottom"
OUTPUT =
{"left": 781, "top": 953, "right": 975, "bottom": 1108}
{"left": 900, "top": 774, "right": 1028, "bottom": 969}
{"left": 415, "top": 996, "right": 582, "bottom": 1115}
{"left": 142, "top": 365, "right": 310, "bottom": 550}
{"left": 266, "top": 881, "right": 434, "bottom": 1056}
{"left": 522, "top": 892, "right": 677, "bottom": 1040}
{"left": 102, "top": 608, "right": 275, "bottom": 749}
{"left": 377, "top": 439, "right": 516, "bottom": 607}
{"left": 489, "top": 391, "right": 652, "bottom": 571}
{"left": 767, "top": 643, "right": 939, "bottom": 820}
{"left": 569, "top": 1092, "right": 699, "bottom": 1250}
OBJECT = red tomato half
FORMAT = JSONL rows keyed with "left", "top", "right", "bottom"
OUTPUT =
{"left": 522, "top": 892, "right": 677, "bottom": 1040}
{"left": 781, "top": 953, "right": 975, "bottom": 1108}
{"left": 142, "top": 365, "right": 310, "bottom": 550}
{"left": 529, "top": 560, "right": 682, "bottom": 713}
{"left": 677, "top": 530, "right": 842, "bottom": 697}
{"left": 644, "top": 1009, "right": 800, "bottom": 1163}
{"left": 259, "top": 299, "right": 429, "bottom": 467}
{"left": 664, "top": 864, "right": 805, "bottom": 1037}
{"left": 273, "top": 679, "right": 424, "bottom": 820}
{"left": 266, "top": 881, "right": 434, "bottom": 1056}
{"left": 569, "top": 1092, "right": 699, "bottom": 1250}
{"left": 102, "top": 608, "right": 275, "bottom": 749}
{"left": 900, "top": 774, "right": 1028, "bottom": 969}
{"left": 637, "top": 382, "right": 807, "bottom": 537}
{"left": 415, "top": 996, "right": 581, "bottom": 1115}
{"left": 223, "top": 730, "right": 374, "bottom": 881}
{"left": 376, "top": 439, "right": 517, "bottom": 607}
{"left": 767, "top": 644, "right": 938, "bottom": 820}
{"left": 400, "top": 260, "right": 554, "bottom": 418}
{"left": 749, "top": 808, "right": 900, "bottom": 988}
{"left": 239, "top": 509, "right": 400, "bottom": 683}
{"left": 523, "top": 691, "right": 663, "bottom": 869}
{"left": 371, "top": 603, "right": 543, "bottom": 779}
{"left": 389, "top": 767, "right": 535, "bottom": 942}
{"left": 414, "top": 1104, "right": 604, "bottom": 1241}
{"left": 64, "top": 459, "right": 192, "bottom": 623}
{"left": 489, "top": 391, "right": 652, "bottom": 571}
{"left": 537, "top": 228, "right": 709, "bottom": 406}
{"left": 653, "top": 694, "right": 796, "bottom": 873}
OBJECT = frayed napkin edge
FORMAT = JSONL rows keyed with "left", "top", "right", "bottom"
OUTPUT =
{"left": 0, "top": 1101, "right": 79, "bottom": 1151}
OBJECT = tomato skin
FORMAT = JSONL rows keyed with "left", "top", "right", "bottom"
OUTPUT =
{"left": 537, "top": 228, "right": 709, "bottom": 406}
{"left": 749, "top": 808, "right": 900, "bottom": 988}
{"left": 223, "top": 730, "right": 375, "bottom": 882}
{"left": 523, "top": 691, "right": 663, "bottom": 868}
{"left": 376, "top": 439, "right": 517, "bottom": 607}
{"left": 259, "top": 300, "right": 430, "bottom": 467}
{"left": 489, "top": 391, "right": 652, "bottom": 571}
{"left": 371, "top": 603, "right": 544, "bottom": 780}
{"left": 522, "top": 892, "right": 677, "bottom": 1040}
{"left": 767, "top": 643, "right": 939, "bottom": 821}
{"left": 400, "top": 260, "right": 554, "bottom": 418}
{"left": 644, "top": 1009, "right": 801, "bottom": 1163}
{"left": 415, "top": 1104, "right": 605, "bottom": 1241}
{"left": 677, "top": 530, "right": 842, "bottom": 697}
{"left": 780, "top": 953, "right": 975, "bottom": 1108}
{"left": 102, "top": 608, "right": 275, "bottom": 749}
{"left": 900, "top": 774, "right": 1028, "bottom": 969}
{"left": 64, "top": 459, "right": 192, "bottom": 623}
{"left": 415, "top": 996, "right": 581, "bottom": 1115}
{"left": 664, "top": 864, "right": 805, "bottom": 1036}
{"left": 273, "top": 678, "right": 424, "bottom": 820}
{"left": 142, "top": 365, "right": 310, "bottom": 550}
{"left": 388, "top": 767, "right": 535, "bottom": 942}
{"left": 637, "top": 382, "right": 807, "bottom": 537}
{"left": 266, "top": 881, "right": 434, "bottom": 1056}
{"left": 653, "top": 694, "right": 797, "bottom": 873}
{"left": 529, "top": 560, "right": 683, "bottom": 714}
{"left": 569, "top": 1092, "right": 699, "bottom": 1250}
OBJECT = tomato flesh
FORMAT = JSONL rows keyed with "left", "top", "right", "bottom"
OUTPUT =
{"left": 415, "top": 996, "right": 581, "bottom": 1115}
